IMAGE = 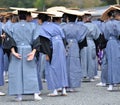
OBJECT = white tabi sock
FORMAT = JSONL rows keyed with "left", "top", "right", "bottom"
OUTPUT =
{"left": 62, "top": 88, "right": 67, "bottom": 94}
{"left": 53, "top": 89, "right": 58, "bottom": 95}
{"left": 34, "top": 93, "right": 42, "bottom": 100}
{"left": 107, "top": 85, "right": 113, "bottom": 91}
{"left": 15, "top": 94, "right": 22, "bottom": 101}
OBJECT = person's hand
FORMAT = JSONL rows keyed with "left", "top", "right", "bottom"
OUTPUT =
{"left": 11, "top": 47, "right": 22, "bottom": 59}
{"left": 27, "top": 52, "right": 35, "bottom": 61}
{"left": 12, "top": 52, "right": 22, "bottom": 59}
{"left": 46, "top": 55, "right": 50, "bottom": 61}
{"left": 1, "top": 33, "right": 6, "bottom": 39}
{"left": 27, "top": 49, "right": 36, "bottom": 61}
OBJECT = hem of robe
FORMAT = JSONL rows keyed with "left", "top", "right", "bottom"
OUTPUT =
{"left": 8, "top": 90, "right": 40, "bottom": 95}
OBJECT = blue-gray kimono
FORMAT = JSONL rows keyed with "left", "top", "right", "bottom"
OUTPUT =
{"left": 93, "top": 20, "right": 108, "bottom": 84}
{"left": 62, "top": 22, "right": 88, "bottom": 88}
{"left": 0, "top": 22, "right": 4, "bottom": 86}
{"left": 104, "top": 19, "right": 120, "bottom": 84}
{"left": 4, "top": 20, "right": 13, "bottom": 35}
{"left": 81, "top": 22, "right": 100, "bottom": 79}
{"left": 3, "top": 20, "right": 13, "bottom": 73}
{"left": 8, "top": 20, "right": 40, "bottom": 95}
{"left": 30, "top": 23, "right": 43, "bottom": 91}
{"left": 35, "top": 22, "right": 68, "bottom": 90}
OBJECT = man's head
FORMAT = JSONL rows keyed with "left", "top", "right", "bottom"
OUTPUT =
{"left": 82, "top": 13, "right": 92, "bottom": 22}
{"left": 18, "top": 10, "right": 27, "bottom": 20}
{"left": 26, "top": 12, "right": 32, "bottom": 22}
{"left": 113, "top": 9, "right": 120, "bottom": 20}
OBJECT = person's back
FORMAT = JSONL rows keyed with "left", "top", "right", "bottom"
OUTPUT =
{"left": 36, "top": 13, "right": 68, "bottom": 96}
{"left": 81, "top": 14, "right": 100, "bottom": 81}
{"left": 11, "top": 21, "right": 36, "bottom": 45}
{"left": 0, "top": 21, "right": 6, "bottom": 96}
{"left": 41, "top": 21, "right": 64, "bottom": 38}
{"left": 105, "top": 18, "right": 120, "bottom": 91}
{"left": 8, "top": 10, "right": 42, "bottom": 101}
{"left": 61, "top": 11, "right": 88, "bottom": 92}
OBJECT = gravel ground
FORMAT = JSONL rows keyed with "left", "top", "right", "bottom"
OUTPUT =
{"left": 0, "top": 72, "right": 120, "bottom": 105}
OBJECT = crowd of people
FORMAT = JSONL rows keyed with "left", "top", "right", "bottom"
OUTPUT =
{"left": 0, "top": 5, "right": 120, "bottom": 101}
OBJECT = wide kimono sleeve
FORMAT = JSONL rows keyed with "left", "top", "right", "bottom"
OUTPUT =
{"left": 2, "top": 33, "right": 17, "bottom": 53}
{"left": 94, "top": 22, "right": 108, "bottom": 50}
{"left": 77, "top": 25, "right": 89, "bottom": 49}
{"left": 39, "top": 36, "right": 52, "bottom": 63}
{"left": 92, "top": 24, "right": 102, "bottom": 49}
{"left": 2, "top": 23, "right": 17, "bottom": 53}
{"left": 34, "top": 25, "right": 53, "bottom": 63}
{"left": 78, "top": 37, "right": 87, "bottom": 49}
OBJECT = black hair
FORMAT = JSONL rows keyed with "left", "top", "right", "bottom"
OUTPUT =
{"left": 37, "top": 13, "right": 50, "bottom": 22}
{"left": 52, "top": 17, "right": 61, "bottom": 22}
{"left": 82, "top": 13, "right": 92, "bottom": 22}
{"left": 62, "top": 13, "right": 67, "bottom": 22}
{"left": 77, "top": 16, "right": 82, "bottom": 21}
{"left": 83, "top": 13, "right": 92, "bottom": 18}
{"left": 0, "top": 16, "right": 5, "bottom": 22}
{"left": 97, "top": 18, "right": 103, "bottom": 22}
{"left": 18, "top": 10, "right": 27, "bottom": 20}
{"left": 26, "top": 12, "right": 31, "bottom": 17}
{"left": 11, "top": 14, "right": 19, "bottom": 22}
{"left": 64, "top": 13, "right": 77, "bottom": 22}
{"left": 113, "top": 10, "right": 120, "bottom": 16}
{"left": 107, "top": 10, "right": 115, "bottom": 17}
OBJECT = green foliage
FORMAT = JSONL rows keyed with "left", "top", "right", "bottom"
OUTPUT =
{"left": 45, "top": 0, "right": 69, "bottom": 7}
{"left": 34, "top": 0, "right": 45, "bottom": 10}
{"left": 105, "top": 0, "right": 116, "bottom": 5}
{"left": 0, "top": 0, "right": 35, "bottom": 8}
{"left": 80, "top": 0, "right": 102, "bottom": 8}
{"left": 100, "top": 0, "right": 117, "bottom": 6}
{"left": 0, "top": 0, "right": 116, "bottom": 10}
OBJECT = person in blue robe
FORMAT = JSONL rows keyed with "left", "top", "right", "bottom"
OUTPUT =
{"left": 81, "top": 13, "right": 101, "bottom": 81}
{"left": 3, "top": 15, "right": 19, "bottom": 83}
{"left": 60, "top": 13, "right": 67, "bottom": 27}
{"left": 35, "top": 13, "right": 68, "bottom": 96}
{"left": 26, "top": 12, "right": 43, "bottom": 95}
{"left": 7, "top": 10, "right": 42, "bottom": 101}
{"left": 92, "top": 19, "right": 107, "bottom": 86}
{"left": 104, "top": 9, "right": 120, "bottom": 91}
{"left": 62, "top": 12, "right": 88, "bottom": 91}
{"left": 95, "top": 10, "right": 115, "bottom": 87}
{"left": 1, "top": 16, "right": 9, "bottom": 82}
{"left": 0, "top": 21, "right": 5, "bottom": 96}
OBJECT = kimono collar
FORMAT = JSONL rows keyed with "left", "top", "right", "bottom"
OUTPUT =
{"left": 43, "top": 21, "right": 50, "bottom": 24}
{"left": 20, "top": 20, "right": 26, "bottom": 22}
{"left": 43, "top": 21, "right": 51, "bottom": 25}
{"left": 53, "top": 22, "right": 60, "bottom": 25}
{"left": 114, "top": 19, "right": 120, "bottom": 21}
{"left": 85, "top": 21, "right": 91, "bottom": 23}
{"left": 68, "top": 22, "right": 75, "bottom": 24}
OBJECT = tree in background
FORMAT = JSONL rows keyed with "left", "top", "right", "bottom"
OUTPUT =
{"left": 34, "top": 0, "right": 45, "bottom": 10}
{"left": 17, "top": 0, "right": 34, "bottom": 7}
{"left": 44, "top": 0, "right": 102, "bottom": 9}
{"left": 0, "top": 0, "right": 35, "bottom": 8}
{"left": 0, "top": 0, "right": 118, "bottom": 10}
{"left": 80, "top": 0, "right": 102, "bottom": 8}
{"left": 101, "top": 0, "right": 116, "bottom": 5}
{"left": 45, "top": 0, "right": 69, "bottom": 8}
{"left": 107, "top": 0, "right": 116, "bottom": 4}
